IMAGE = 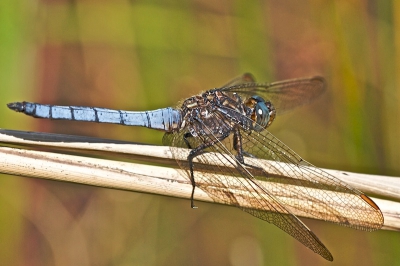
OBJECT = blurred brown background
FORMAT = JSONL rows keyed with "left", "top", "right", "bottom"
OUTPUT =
{"left": 0, "top": 0, "right": 399, "bottom": 265}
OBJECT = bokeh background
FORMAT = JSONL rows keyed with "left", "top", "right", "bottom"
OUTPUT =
{"left": 1, "top": 1, "right": 399, "bottom": 265}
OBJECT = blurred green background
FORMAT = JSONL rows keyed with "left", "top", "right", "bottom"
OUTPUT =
{"left": 0, "top": 0, "right": 399, "bottom": 265}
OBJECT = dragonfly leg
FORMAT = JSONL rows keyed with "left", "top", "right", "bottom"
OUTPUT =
{"left": 233, "top": 127, "right": 266, "bottom": 175}
{"left": 233, "top": 127, "right": 245, "bottom": 164}
{"left": 187, "top": 133, "right": 230, "bottom": 209}
{"left": 183, "top": 132, "right": 201, "bottom": 208}
{"left": 233, "top": 127, "right": 259, "bottom": 159}
{"left": 183, "top": 132, "right": 193, "bottom": 149}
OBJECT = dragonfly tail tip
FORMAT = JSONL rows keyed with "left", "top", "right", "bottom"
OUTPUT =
{"left": 7, "top": 102, "right": 25, "bottom": 112}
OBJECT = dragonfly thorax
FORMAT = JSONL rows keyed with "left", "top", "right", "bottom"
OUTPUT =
{"left": 180, "top": 90, "right": 252, "bottom": 137}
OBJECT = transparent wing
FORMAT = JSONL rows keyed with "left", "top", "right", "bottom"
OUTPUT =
{"left": 217, "top": 76, "right": 383, "bottom": 228}
{"left": 219, "top": 75, "right": 326, "bottom": 114}
{"left": 238, "top": 125, "right": 384, "bottom": 230}
{"left": 162, "top": 113, "right": 334, "bottom": 261}
{"left": 220, "top": 73, "right": 256, "bottom": 87}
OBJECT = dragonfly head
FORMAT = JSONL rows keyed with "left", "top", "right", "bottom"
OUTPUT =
{"left": 245, "top": 95, "right": 276, "bottom": 132}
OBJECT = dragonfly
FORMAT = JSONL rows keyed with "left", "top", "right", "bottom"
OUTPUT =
{"left": 7, "top": 73, "right": 383, "bottom": 261}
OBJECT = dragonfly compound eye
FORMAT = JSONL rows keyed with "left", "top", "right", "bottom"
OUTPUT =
{"left": 246, "top": 96, "right": 276, "bottom": 132}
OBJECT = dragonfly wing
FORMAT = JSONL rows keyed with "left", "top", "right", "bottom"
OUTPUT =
{"left": 242, "top": 208, "right": 333, "bottom": 261}
{"left": 163, "top": 112, "right": 334, "bottom": 261}
{"left": 220, "top": 76, "right": 326, "bottom": 114}
{"left": 237, "top": 126, "right": 384, "bottom": 231}
{"left": 220, "top": 73, "right": 256, "bottom": 88}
